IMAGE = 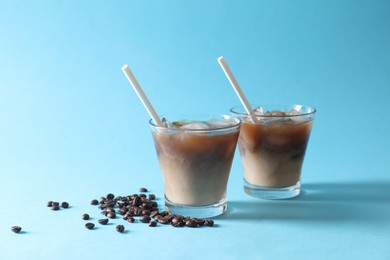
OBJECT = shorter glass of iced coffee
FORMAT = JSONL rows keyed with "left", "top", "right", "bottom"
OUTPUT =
{"left": 231, "top": 105, "right": 316, "bottom": 199}
{"left": 150, "top": 115, "right": 241, "bottom": 218}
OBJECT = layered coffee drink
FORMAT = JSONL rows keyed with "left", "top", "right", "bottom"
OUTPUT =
{"left": 150, "top": 115, "right": 240, "bottom": 217}
{"left": 231, "top": 105, "right": 315, "bottom": 199}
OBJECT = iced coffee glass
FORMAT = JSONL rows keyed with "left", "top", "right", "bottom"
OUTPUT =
{"left": 231, "top": 105, "right": 316, "bottom": 199}
{"left": 150, "top": 115, "right": 241, "bottom": 218}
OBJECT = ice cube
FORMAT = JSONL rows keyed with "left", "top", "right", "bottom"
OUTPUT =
{"left": 207, "top": 118, "right": 233, "bottom": 128}
{"left": 285, "top": 108, "right": 300, "bottom": 116}
{"left": 180, "top": 121, "right": 210, "bottom": 130}
{"left": 253, "top": 106, "right": 264, "bottom": 115}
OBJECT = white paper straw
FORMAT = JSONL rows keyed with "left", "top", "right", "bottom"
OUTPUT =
{"left": 121, "top": 64, "right": 163, "bottom": 126}
{"left": 217, "top": 56, "right": 258, "bottom": 123}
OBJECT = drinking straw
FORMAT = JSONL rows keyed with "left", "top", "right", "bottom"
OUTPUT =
{"left": 217, "top": 56, "right": 258, "bottom": 123}
{"left": 121, "top": 64, "right": 163, "bottom": 126}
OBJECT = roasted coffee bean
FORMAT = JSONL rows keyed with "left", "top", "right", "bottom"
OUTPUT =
{"left": 157, "top": 218, "right": 169, "bottom": 224}
{"left": 52, "top": 202, "right": 60, "bottom": 207}
{"left": 116, "top": 225, "right": 125, "bottom": 233}
{"left": 132, "top": 196, "right": 141, "bottom": 206}
{"left": 194, "top": 218, "right": 205, "bottom": 226}
{"left": 85, "top": 222, "right": 95, "bottom": 229}
{"left": 205, "top": 220, "right": 214, "bottom": 227}
{"left": 99, "top": 197, "right": 106, "bottom": 204}
{"left": 149, "top": 221, "right": 157, "bottom": 227}
{"left": 106, "top": 193, "right": 115, "bottom": 200}
{"left": 52, "top": 205, "right": 60, "bottom": 211}
{"left": 61, "top": 202, "right": 69, "bottom": 208}
{"left": 47, "top": 201, "right": 53, "bottom": 207}
{"left": 139, "top": 194, "right": 147, "bottom": 198}
{"left": 106, "top": 207, "right": 115, "bottom": 213}
{"left": 185, "top": 219, "right": 198, "bottom": 227}
{"left": 107, "top": 212, "right": 116, "bottom": 219}
{"left": 91, "top": 199, "right": 99, "bottom": 205}
{"left": 159, "top": 211, "right": 169, "bottom": 217}
{"left": 98, "top": 218, "right": 109, "bottom": 225}
{"left": 101, "top": 210, "right": 108, "bottom": 216}
{"left": 127, "top": 216, "right": 135, "bottom": 223}
{"left": 142, "top": 210, "right": 151, "bottom": 216}
{"left": 140, "top": 215, "right": 151, "bottom": 223}
{"left": 82, "top": 214, "right": 90, "bottom": 220}
{"left": 133, "top": 208, "right": 142, "bottom": 216}
{"left": 148, "top": 194, "right": 156, "bottom": 200}
{"left": 139, "top": 187, "right": 148, "bottom": 192}
{"left": 118, "top": 208, "right": 127, "bottom": 215}
{"left": 150, "top": 210, "right": 159, "bottom": 218}
{"left": 11, "top": 226, "right": 22, "bottom": 233}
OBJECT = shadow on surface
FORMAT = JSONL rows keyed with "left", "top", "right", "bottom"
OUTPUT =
{"left": 221, "top": 181, "right": 390, "bottom": 222}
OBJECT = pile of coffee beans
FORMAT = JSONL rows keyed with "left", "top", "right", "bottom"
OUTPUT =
{"left": 83, "top": 188, "right": 214, "bottom": 231}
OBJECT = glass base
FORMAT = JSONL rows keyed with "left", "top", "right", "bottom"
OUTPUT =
{"left": 165, "top": 196, "right": 227, "bottom": 218}
{"left": 244, "top": 179, "right": 301, "bottom": 200}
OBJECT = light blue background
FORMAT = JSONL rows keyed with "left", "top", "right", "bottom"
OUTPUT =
{"left": 1, "top": 0, "right": 389, "bottom": 259}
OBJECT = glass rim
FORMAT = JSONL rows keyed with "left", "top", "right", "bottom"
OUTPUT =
{"left": 230, "top": 104, "right": 316, "bottom": 118}
{"left": 149, "top": 114, "right": 241, "bottom": 133}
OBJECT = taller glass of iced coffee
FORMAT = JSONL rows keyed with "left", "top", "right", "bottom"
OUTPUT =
{"left": 231, "top": 105, "right": 316, "bottom": 199}
{"left": 150, "top": 115, "right": 241, "bottom": 218}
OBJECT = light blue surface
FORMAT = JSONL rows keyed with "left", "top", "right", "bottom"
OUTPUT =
{"left": 1, "top": 0, "right": 389, "bottom": 259}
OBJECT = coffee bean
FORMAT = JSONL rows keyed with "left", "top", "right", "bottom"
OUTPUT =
{"left": 52, "top": 205, "right": 60, "bottom": 211}
{"left": 101, "top": 210, "right": 108, "bottom": 216}
{"left": 106, "top": 193, "right": 115, "bottom": 200}
{"left": 61, "top": 202, "right": 69, "bottom": 208}
{"left": 142, "top": 209, "right": 151, "bottom": 216}
{"left": 82, "top": 214, "right": 90, "bottom": 220}
{"left": 91, "top": 199, "right": 99, "bottom": 205}
{"left": 99, "top": 197, "right": 106, "bottom": 204}
{"left": 150, "top": 210, "right": 159, "bottom": 218}
{"left": 11, "top": 226, "right": 22, "bottom": 233}
{"left": 118, "top": 208, "right": 127, "bottom": 215}
{"left": 159, "top": 211, "right": 169, "bottom": 217}
{"left": 149, "top": 221, "right": 157, "bottom": 227}
{"left": 140, "top": 215, "right": 151, "bottom": 223}
{"left": 193, "top": 218, "right": 204, "bottom": 226}
{"left": 205, "top": 220, "right": 214, "bottom": 227}
{"left": 139, "top": 187, "right": 148, "bottom": 192}
{"left": 107, "top": 212, "right": 116, "bottom": 219}
{"left": 52, "top": 202, "right": 60, "bottom": 207}
{"left": 116, "top": 225, "right": 125, "bottom": 233}
{"left": 85, "top": 223, "right": 95, "bottom": 229}
{"left": 47, "top": 201, "right": 53, "bottom": 207}
{"left": 127, "top": 216, "right": 135, "bottom": 223}
{"left": 148, "top": 194, "right": 156, "bottom": 200}
{"left": 98, "top": 218, "right": 109, "bottom": 225}
{"left": 185, "top": 219, "right": 198, "bottom": 228}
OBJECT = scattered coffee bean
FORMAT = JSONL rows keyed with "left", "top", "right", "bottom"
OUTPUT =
{"left": 61, "top": 202, "right": 69, "bottom": 208}
{"left": 52, "top": 202, "right": 60, "bottom": 207}
{"left": 82, "top": 214, "right": 90, "bottom": 220}
{"left": 148, "top": 194, "right": 156, "bottom": 200}
{"left": 149, "top": 221, "right": 157, "bottom": 227}
{"left": 116, "top": 225, "right": 125, "bottom": 233}
{"left": 140, "top": 215, "right": 151, "bottom": 223}
{"left": 47, "top": 201, "right": 53, "bottom": 207}
{"left": 185, "top": 219, "right": 198, "bottom": 228}
{"left": 107, "top": 212, "right": 116, "bottom": 219}
{"left": 127, "top": 216, "right": 135, "bottom": 223}
{"left": 98, "top": 218, "right": 109, "bottom": 225}
{"left": 11, "top": 226, "right": 22, "bottom": 233}
{"left": 205, "top": 219, "right": 214, "bottom": 227}
{"left": 139, "top": 187, "right": 148, "bottom": 192}
{"left": 85, "top": 223, "right": 95, "bottom": 230}
{"left": 106, "top": 193, "right": 115, "bottom": 200}
{"left": 52, "top": 205, "right": 60, "bottom": 211}
{"left": 91, "top": 199, "right": 99, "bottom": 205}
